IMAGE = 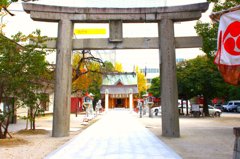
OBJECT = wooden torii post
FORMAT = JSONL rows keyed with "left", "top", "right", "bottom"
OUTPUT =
{"left": 23, "top": 2, "right": 209, "bottom": 137}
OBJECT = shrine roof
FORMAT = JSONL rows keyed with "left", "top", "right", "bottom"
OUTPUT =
{"left": 102, "top": 72, "right": 137, "bottom": 86}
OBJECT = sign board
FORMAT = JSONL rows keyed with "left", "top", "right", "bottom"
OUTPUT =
{"left": 74, "top": 28, "right": 106, "bottom": 35}
{"left": 191, "top": 104, "right": 200, "bottom": 111}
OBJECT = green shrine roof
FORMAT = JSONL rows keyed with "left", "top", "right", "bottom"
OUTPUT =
{"left": 102, "top": 72, "right": 137, "bottom": 86}
{"left": 100, "top": 72, "right": 138, "bottom": 94}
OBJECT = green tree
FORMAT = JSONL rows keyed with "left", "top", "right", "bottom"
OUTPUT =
{"left": 0, "top": 30, "right": 52, "bottom": 138}
{"left": 15, "top": 31, "right": 53, "bottom": 130}
{"left": 194, "top": 0, "right": 240, "bottom": 104}
{"left": 0, "top": 0, "right": 20, "bottom": 16}
{"left": 102, "top": 61, "right": 114, "bottom": 73}
{"left": 227, "top": 86, "right": 240, "bottom": 101}
{"left": 195, "top": 0, "right": 240, "bottom": 57}
{"left": 0, "top": 33, "right": 21, "bottom": 138}
{"left": 148, "top": 77, "right": 160, "bottom": 98}
{"left": 177, "top": 55, "right": 227, "bottom": 116}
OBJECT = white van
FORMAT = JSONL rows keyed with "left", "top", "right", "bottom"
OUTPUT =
{"left": 223, "top": 100, "right": 240, "bottom": 112}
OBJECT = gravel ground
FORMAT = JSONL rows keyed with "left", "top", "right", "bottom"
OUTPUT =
{"left": 0, "top": 113, "right": 102, "bottom": 159}
{"left": 137, "top": 112, "right": 240, "bottom": 159}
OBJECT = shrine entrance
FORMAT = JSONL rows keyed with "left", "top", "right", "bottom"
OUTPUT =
{"left": 23, "top": 1, "right": 209, "bottom": 138}
{"left": 116, "top": 99, "right": 123, "bottom": 107}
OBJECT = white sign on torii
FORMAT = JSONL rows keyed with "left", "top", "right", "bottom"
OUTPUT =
{"left": 23, "top": 2, "right": 209, "bottom": 137}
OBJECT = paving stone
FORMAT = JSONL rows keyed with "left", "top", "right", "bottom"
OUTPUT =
{"left": 45, "top": 109, "right": 182, "bottom": 159}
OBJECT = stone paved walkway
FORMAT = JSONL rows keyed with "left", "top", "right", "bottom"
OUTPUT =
{"left": 45, "top": 109, "right": 182, "bottom": 159}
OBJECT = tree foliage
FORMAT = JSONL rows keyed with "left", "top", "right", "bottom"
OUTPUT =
{"left": 72, "top": 50, "right": 115, "bottom": 103}
{"left": 177, "top": 55, "right": 228, "bottom": 116}
{"left": 208, "top": 0, "right": 240, "bottom": 12}
{"left": 135, "top": 66, "right": 147, "bottom": 97}
{"left": 0, "top": 34, "right": 20, "bottom": 138}
{"left": 15, "top": 31, "right": 53, "bottom": 131}
{"left": 195, "top": 0, "right": 240, "bottom": 58}
{"left": 114, "top": 62, "right": 124, "bottom": 72}
{"left": 72, "top": 50, "right": 104, "bottom": 83}
{"left": 195, "top": 22, "right": 219, "bottom": 58}
{"left": 148, "top": 77, "right": 160, "bottom": 98}
{"left": 0, "top": 0, "right": 36, "bottom": 15}
{"left": 0, "top": 30, "right": 52, "bottom": 138}
{"left": 194, "top": 0, "right": 240, "bottom": 103}
{"left": 0, "top": 0, "right": 21, "bottom": 16}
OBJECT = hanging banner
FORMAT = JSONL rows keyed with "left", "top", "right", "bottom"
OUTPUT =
{"left": 74, "top": 28, "right": 106, "bottom": 35}
{"left": 214, "top": 10, "right": 240, "bottom": 85}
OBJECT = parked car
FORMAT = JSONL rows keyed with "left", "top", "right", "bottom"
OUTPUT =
{"left": 223, "top": 100, "right": 240, "bottom": 112}
{"left": 214, "top": 104, "right": 224, "bottom": 111}
{"left": 200, "top": 105, "right": 222, "bottom": 117}
{"left": 208, "top": 105, "right": 222, "bottom": 117}
{"left": 237, "top": 106, "right": 240, "bottom": 113}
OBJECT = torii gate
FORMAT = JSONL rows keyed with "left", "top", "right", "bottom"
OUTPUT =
{"left": 23, "top": 2, "right": 209, "bottom": 137}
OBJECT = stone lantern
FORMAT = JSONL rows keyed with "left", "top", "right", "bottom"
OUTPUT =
{"left": 143, "top": 93, "right": 154, "bottom": 118}
{"left": 83, "top": 93, "right": 94, "bottom": 118}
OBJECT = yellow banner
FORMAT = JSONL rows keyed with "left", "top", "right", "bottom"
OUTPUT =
{"left": 74, "top": 28, "right": 106, "bottom": 35}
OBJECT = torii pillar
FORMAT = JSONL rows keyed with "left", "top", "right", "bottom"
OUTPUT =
{"left": 52, "top": 19, "right": 73, "bottom": 137}
{"left": 159, "top": 19, "right": 179, "bottom": 137}
{"left": 23, "top": 2, "right": 209, "bottom": 137}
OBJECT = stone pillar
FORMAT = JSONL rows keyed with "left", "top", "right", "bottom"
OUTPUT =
{"left": 109, "top": 20, "right": 123, "bottom": 42}
{"left": 233, "top": 127, "right": 240, "bottom": 159}
{"left": 105, "top": 89, "right": 109, "bottom": 112}
{"left": 159, "top": 19, "right": 180, "bottom": 137}
{"left": 52, "top": 19, "right": 73, "bottom": 137}
{"left": 129, "top": 93, "right": 133, "bottom": 112}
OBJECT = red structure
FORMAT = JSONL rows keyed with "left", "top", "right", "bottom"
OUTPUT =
{"left": 71, "top": 92, "right": 95, "bottom": 113}
{"left": 212, "top": 97, "right": 225, "bottom": 105}
{"left": 71, "top": 97, "right": 83, "bottom": 113}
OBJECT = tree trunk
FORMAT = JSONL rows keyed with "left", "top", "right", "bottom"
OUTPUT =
{"left": 25, "top": 109, "right": 29, "bottom": 130}
{"left": 0, "top": 122, "right": 3, "bottom": 139}
{"left": 33, "top": 109, "right": 37, "bottom": 130}
{"left": 203, "top": 95, "right": 209, "bottom": 116}
{"left": 3, "top": 105, "right": 11, "bottom": 138}
{"left": 3, "top": 116, "right": 9, "bottom": 138}
{"left": 30, "top": 107, "right": 33, "bottom": 130}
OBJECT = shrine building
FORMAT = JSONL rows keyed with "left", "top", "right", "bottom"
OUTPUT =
{"left": 100, "top": 72, "right": 138, "bottom": 110}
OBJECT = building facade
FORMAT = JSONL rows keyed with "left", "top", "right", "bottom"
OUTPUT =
{"left": 100, "top": 72, "right": 138, "bottom": 110}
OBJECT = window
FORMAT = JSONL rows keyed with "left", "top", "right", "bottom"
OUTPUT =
{"left": 235, "top": 102, "right": 240, "bottom": 106}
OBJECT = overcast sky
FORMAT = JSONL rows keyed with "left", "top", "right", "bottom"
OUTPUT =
{"left": 4, "top": 0, "right": 212, "bottom": 71}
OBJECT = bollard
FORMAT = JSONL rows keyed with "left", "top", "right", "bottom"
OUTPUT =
{"left": 233, "top": 127, "right": 240, "bottom": 159}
